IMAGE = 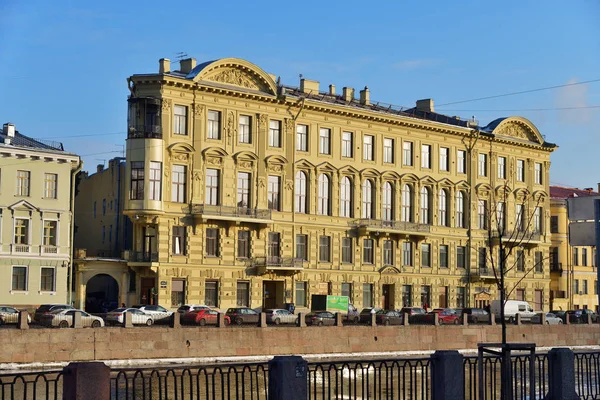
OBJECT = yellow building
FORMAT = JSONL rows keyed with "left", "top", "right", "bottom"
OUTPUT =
{"left": 123, "top": 57, "right": 556, "bottom": 312}
{"left": 549, "top": 186, "right": 598, "bottom": 312}
{"left": 0, "top": 123, "right": 81, "bottom": 308}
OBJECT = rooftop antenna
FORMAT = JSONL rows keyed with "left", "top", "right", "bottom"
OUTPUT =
{"left": 175, "top": 52, "right": 188, "bottom": 60}
{"left": 115, "top": 144, "right": 125, "bottom": 157}
{"left": 96, "top": 159, "right": 106, "bottom": 168}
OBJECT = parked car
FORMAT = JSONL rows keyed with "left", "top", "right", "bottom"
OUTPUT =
{"left": 359, "top": 308, "right": 383, "bottom": 323}
{"left": 430, "top": 309, "right": 460, "bottom": 325}
{"left": 531, "top": 312, "right": 563, "bottom": 325}
{"left": 567, "top": 309, "right": 599, "bottom": 323}
{"left": 399, "top": 307, "right": 428, "bottom": 323}
{"left": 177, "top": 304, "right": 208, "bottom": 314}
{"left": 34, "top": 304, "right": 74, "bottom": 323}
{"left": 376, "top": 310, "right": 403, "bottom": 326}
{"left": 226, "top": 307, "right": 260, "bottom": 325}
{"left": 105, "top": 308, "right": 154, "bottom": 326}
{"left": 131, "top": 305, "right": 173, "bottom": 323}
{"left": 305, "top": 311, "right": 336, "bottom": 326}
{"left": 0, "top": 306, "right": 31, "bottom": 325}
{"left": 462, "top": 308, "right": 490, "bottom": 324}
{"left": 490, "top": 300, "right": 536, "bottom": 323}
{"left": 40, "top": 309, "right": 104, "bottom": 328}
{"left": 549, "top": 310, "right": 567, "bottom": 323}
{"left": 264, "top": 309, "right": 298, "bottom": 325}
{"left": 182, "top": 308, "right": 230, "bottom": 326}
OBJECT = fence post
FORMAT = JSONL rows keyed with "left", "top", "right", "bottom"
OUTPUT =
{"left": 335, "top": 312, "right": 343, "bottom": 327}
{"left": 403, "top": 312, "right": 410, "bottom": 326}
{"left": 63, "top": 362, "right": 110, "bottom": 400}
{"left": 258, "top": 312, "right": 267, "bottom": 328}
{"left": 217, "top": 312, "right": 226, "bottom": 328}
{"left": 370, "top": 312, "right": 376, "bottom": 327}
{"left": 72, "top": 311, "right": 82, "bottom": 328}
{"left": 18, "top": 311, "right": 29, "bottom": 330}
{"left": 546, "top": 348, "right": 579, "bottom": 400}
{"left": 296, "top": 312, "right": 306, "bottom": 327}
{"left": 488, "top": 312, "right": 495, "bottom": 325}
{"left": 169, "top": 312, "right": 180, "bottom": 328}
{"left": 123, "top": 312, "right": 133, "bottom": 328}
{"left": 461, "top": 313, "right": 468, "bottom": 326}
{"left": 431, "top": 350, "right": 464, "bottom": 400}
{"left": 268, "top": 356, "right": 307, "bottom": 400}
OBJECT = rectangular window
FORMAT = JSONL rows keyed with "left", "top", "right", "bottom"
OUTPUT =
{"left": 206, "top": 228, "right": 219, "bottom": 257}
{"left": 478, "top": 248, "right": 487, "bottom": 269}
{"left": 478, "top": 200, "right": 487, "bottom": 229}
{"left": 207, "top": 110, "right": 221, "bottom": 139}
{"left": 457, "top": 246, "right": 466, "bottom": 269}
{"left": 383, "top": 239, "right": 394, "bottom": 266}
{"left": 534, "top": 289, "right": 543, "bottom": 311}
{"left": 319, "top": 236, "right": 331, "bottom": 262}
{"left": 171, "top": 279, "right": 185, "bottom": 307}
{"left": 421, "top": 144, "right": 431, "bottom": 168}
{"left": 402, "top": 242, "right": 412, "bottom": 266}
{"left": 236, "top": 281, "right": 250, "bottom": 307}
{"left": 440, "top": 245, "right": 448, "bottom": 268}
{"left": 102, "top": 226, "right": 105, "bottom": 243}
{"left": 12, "top": 266, "right": 27, "bottom": 291}
{"left": 14, "top": 219, "right": 29, "bottom": 245}
{"left": 550, "top": 216, "right": 559, "bottom": 233}
{"left": 40, "top": 267, "right": 55, "bottom": 292}
{"left": 237, "top": 172, "right": 251, "bottom": 208}
{"left": 296, "top": 234, "right": 308, "bottom": 261}
{"left": 402, "top": 285, "right": 412, "bottom": 307}
{"left": 149, "top": 162, "right": 161, "bottom": 201}
{"left": 383, "top": 138, "right": 394, "bottom": 163}
{"left": 403, "top": 141, "right": 413, "bottom": 166}
{"left": 363, "top": 238, "right": 374, "bottom": 264}
{"left": 574, "top": 248, "right": 579, "bottom": 266}
{"left": 583, "top": 248, "right": 588, "bottom": 267}
{"left": 103, "top": 199, "right": 106, "bottom": 215}
{"left": 173, "top": 105, "right": 187, "bottom": 135}
{"left": 93, "top": 201, "right": 96, "bottom": 218}
{"left": 204, "top": 168, "right": 219, "bottom": 205}
{"left": 575, "top": 279, "right": 580, "bottom": 295}
{"left": 16, "top": 170, "right": 30, "bottom": 196}
{"left": 515, "top": 204, "right": 525, "bottom": 231}
{"left": 456, "top": 287, "right": 465, "bottom": 308}
{"left": 498, "top": 156, "right": 506, "bottom": 179}
{"left": 269, "top": 120, "right": 281, "bottom": 147}
{"left": 517, "top": 160, "right": 525, "bottom": 182}
{"left": 421, "top": 285, "right": 431, "bottom": 309}
{"left": 341, "top": 283, "right": 352, "bottom": 299}
{"left": 237, "top": 230, "right": 250, "bottom": 259}
{"left": 342, "top": 132, "right": 353, "bottom": 157}
{"left": 517, "top": 250, "right": 525, "bottom": 272}
{"left": 268, "top": 232, "right": 280, "bottom": 262}
{"left": 43, "top": 220, "right": 57, "bottom": 246}
{"left": 363, "top": 283, "right": 373, "bottom": 308}
{"left": 239, "top": 115, "right": 252, "bottom": 144}
{"left": 267, "top": 176, "right": 281, "bottom": 211}
{"left": 497, "top": 201, "right": 505, "bottom": 230}
{"left": 535, "top": 162, "right": 543, "bottom": 184}
{"left": 363, "top": 135, "right": 374, "bottom": 161}
{"left": 421, "top": 244, "right": 431, "bottom": 267}
{"left": 172, "top": 226, "right": 186, "bottom": 255}
{"left": 478, "top": 154, "right": 487, "bottom": 176}
{"left": 534, "top": 207, "right": 542, "bottom": 232}
{"left": 172, "top": 164, "right": 187, "bottom": 203}
{"left": 535, "top": 251, "right": 543, "bottom": 272}
{"left": 296, "top": 124, "right": 308, "bottom": 151}
{"left": 130, "top": 162, "right": 144, "bottom": 200}
{"left": 595, "top": 280, "right": 598, "bottom": 295}
{"left": 205, "top": 281, "right": 218, "bottom": 307}
{"left": 342, "top": 237, "right": 353, "bottom": 263}
{"left": 319, "top": 128, "right": 331, "bottom": 154}
{"left": 550, "top": 247, "right": 559, "bottom": 271}
{"left": 516, "top": 289, "right": 525, "bottom": 301}
{"left": 44, "top": 173, "right": 57, "bottom": 199}
{"left": 457, "top": 150, "right": 466, "bottom": 174}
{"left": 295, "top": 282, "right": 307, "bottom": 307}
{"left": 439, "top": 147, "right": 449, "bottom": 171}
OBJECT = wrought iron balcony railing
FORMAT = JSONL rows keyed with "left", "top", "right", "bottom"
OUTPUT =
{"left": 127, "top": 124, "right": 162, "bottom": 139}
{"left": 192, "top": 204, "right": 272, "bottom": 220}
{"left": 129, "top": 252, "right": 158, "bottom": 263}
{"left": 251, "top": 256, "right": 304, "bottom": 270}
{"left": 490, "top": 229, "right": 541, "bottom": 242}
{"left": 350, "top": 218, "right": 431, "bottom": 233}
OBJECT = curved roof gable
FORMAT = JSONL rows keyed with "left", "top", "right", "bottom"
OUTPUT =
{"left": 186, "top": 58, "right": 278, "bottom": 96}
{"left": 483, "top": 117, "right": 545, "bottom": 145}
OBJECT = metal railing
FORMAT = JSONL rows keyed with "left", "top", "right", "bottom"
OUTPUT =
{"left": 490, "top": 229, "right": 541, "bottom": 242}
{"left": 251, "top": 256, "right": 304, "bottom": 270}
{"left": 110, "top": 363, "right": 268, "bottom": 400}
{"left": 350, "top": 218, "right": 431, "bottom": 233}
{"left": 128, "top": 252, "right": 158, "bottom": 263}
{"left": 192, "top": 204, "right": 272, "bottom": 220}
{"left": 574, "top": 352, "right": 600, "bottom": 399}
{"left": 0, "top": 370, "right": 63, "bottom": 399}
{"left": 472, "top": 267, "right": 497, "bottom": 278}
{"left": 128, "top": 124, "right": 162, "bottom": 139}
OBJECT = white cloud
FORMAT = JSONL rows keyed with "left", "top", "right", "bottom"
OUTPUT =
{"left": 554, "top": 78, "right": 593, "bottom": 124}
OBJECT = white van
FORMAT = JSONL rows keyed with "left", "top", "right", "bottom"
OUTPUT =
{"left": 490, "top": 300, "right": 536, "bottom": 322}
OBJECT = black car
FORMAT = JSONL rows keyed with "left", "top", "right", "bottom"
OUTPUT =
{"left": 399, "top": 307, "right": 428, "bottom": 323}
{"left": 462, "top": 308, "right": 490, "bottom": 323}
{"left": 376, "top": 310, "right": 403, "bottom": 326}
{"left": 359, "top": 308, "right": 383, "bottom": 323}
{"left": 305, "top": 311, "right": 335, "bottom": 326}
{"left": 225, "top": 307, "right": 259, "bottom": 325}
{"left": 34, "top": 304, "right": 74, "bottom": 323}
{"left": 567, "top": 309, "right": 598, "bottom": 323}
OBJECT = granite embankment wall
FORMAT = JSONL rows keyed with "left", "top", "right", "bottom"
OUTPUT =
{"left": 2, "top": 325, "right": 599, "bottom": 364}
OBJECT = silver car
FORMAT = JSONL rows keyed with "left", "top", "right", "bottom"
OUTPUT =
{"left": 265, "top": 309, "right": 298, "bottom": 325}
{"left": 532, "top": 312, "right": 563, "bottom": 325}
{"left": 0, "top": 306, "right": 31, "bottom": 325}
{"left": 131, "top": 304, "right": 173, "bottom": 323}
{"left": 105, "top": 308, "right": 154, "bottom": 326}
{"left": 40, "top": 309, "right": 104, "bottom": 328}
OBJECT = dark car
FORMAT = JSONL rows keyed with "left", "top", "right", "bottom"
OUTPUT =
{"left": 305, "top": 311, "right": 336, "bottom": 326}
{"left": 399, "top": 307, "right": 427, "bottom": 323}
{"left": 359, "top": 308, "right": 383, "bottom": 323}
{"left": 376, "top": 310, "right": 403, "bottom": 326}
{"left": 462, "top": 308, "right": 490, "bottom": 324}
{"left": 567, "top": 309, "right": 599, "bottom": 323}
{"left": 34, "top": 304, "right": 74, "bottom": 323}
{"left": 225, "top": 307, "right": 259, "bottom": 325}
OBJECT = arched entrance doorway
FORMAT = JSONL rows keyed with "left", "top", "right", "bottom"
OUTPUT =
{"left": 86, "top": 274, "right": 119, "bottom": 313}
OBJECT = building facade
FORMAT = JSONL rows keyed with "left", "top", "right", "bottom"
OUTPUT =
{"left": 123, "top": 57, "right": 556, "bottom": 312}
{"left": 549, "top": 186, "right": 599, "bottom": 312}
{"left": 0, "top": 123, "right": 81, "bottom": 308}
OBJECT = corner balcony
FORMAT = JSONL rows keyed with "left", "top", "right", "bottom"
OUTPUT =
{"left": 127, "top": 124, "right": 162, "bottom": 139}
{"left": 470, "top": 267, "right": 498, "bottom": 281}
{"left": 490, "top": 229, "right": 542, "bottom": 248}
{"left": 251, "top": 256, "right": 304, "bottom": 275}
{"left": 191, "top": 204, "right": 273, "bottom": 224}
{"left": 126, "top": 251, "right": 159, "bottom": 267}
{"left": 350, "top": 219, "right": 431, "bottom": 239}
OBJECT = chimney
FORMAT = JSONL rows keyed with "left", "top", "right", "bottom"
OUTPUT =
{"left": 359, "top": 86, "right": 370, "bottom": 105}
{"left": 597, "top": 183, "right": 600, "bottom": 194}
{"left": 97, "top": 164, "right": 104, "bottom": 173}
{"left": 416, "top": 99, "right": 435, "bottom": 113}
{"left": 3, "top": 123, "right": 15, "bottom": 137}
{"left": 342, "top": 87, "right": 355, "bottom": 102}
{"left": 329, "top": 84, "right": 336, "bottom": 95}
{"left": 159, "top": 58, "right": 171, "bottom": 74}
{"left": 179, "top": 58, "right": 197, "bottom": 74}
{"left": 300, "top": 78, "right": 320, "bottom": 94}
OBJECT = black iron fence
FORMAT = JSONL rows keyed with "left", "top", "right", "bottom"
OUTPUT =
{"left": 575, "top": 352, "right": 600, "bottom": 400}
{"left": 0, "top": 370, "right": 63, "bottom": 400}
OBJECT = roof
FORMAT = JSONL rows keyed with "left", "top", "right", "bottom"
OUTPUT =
{"left": 550, "top": 186, "right": 599, "bottom": 199}
{"left": 0, "top": 129, "right": 76, "bottom": 156}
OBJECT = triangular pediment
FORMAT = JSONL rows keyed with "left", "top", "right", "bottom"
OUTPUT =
{"left": 9, "top": 200, "right": 38, "bottom": 212}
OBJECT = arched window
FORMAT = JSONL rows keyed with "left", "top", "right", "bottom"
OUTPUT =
{"left": 420, "top": 187, "right": 431, "bottom": 224}
{"left": 382, "top": 182, "right": 394, "bottom": 222}
{"left": 362, "top": 179, "right": 373, "bottom": 219}
{"left": 295, "top": 171, "right": 307, "bottom": 214}
{"left": 401, "top": 184, "right": 412, "bottom": 222}
{"left": 456, "top": 191, "right": 465, "bottom": 228}
{"left": 340, "top": 176, "right": 353, "bottom": 218}
{"left": 317, "top": 174, "right": 330, "bottom": 215}
{"left": 439, "top": 189, "right": 448, "bottom": 226}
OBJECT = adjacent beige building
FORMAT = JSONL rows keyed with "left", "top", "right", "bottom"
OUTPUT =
{"left": 122, "top": 57, "right": 557, "bottom": 312}
{"left": 0, "top": 123, "right": 81, "bottom": 308}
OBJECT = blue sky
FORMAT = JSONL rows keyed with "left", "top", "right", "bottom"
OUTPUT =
{"left": 0, "top": 1, "right": 598, "bottom": 188}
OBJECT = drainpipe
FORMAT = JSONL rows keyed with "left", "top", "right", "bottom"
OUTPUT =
{"left": 114, "top": 159, "right": 123, "bottom": 257}
{"left": 68, "top": 159, "right": 84, "bottom": 305}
